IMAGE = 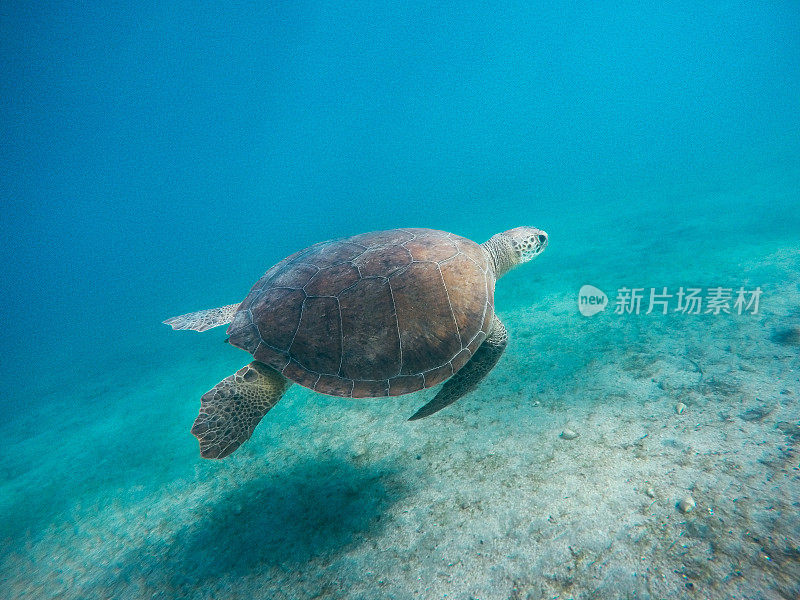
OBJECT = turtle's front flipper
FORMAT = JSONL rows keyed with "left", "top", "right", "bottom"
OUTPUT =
{"left": 409, "top": 315, "right": 508, "bottom": 420}
{"left": 191, "top": 362, "right": 290, "bottom": 458}
{"left": 163, "top": 303, "right": 240, "bottom": 332}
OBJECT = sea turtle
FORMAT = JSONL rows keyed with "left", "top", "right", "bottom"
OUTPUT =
{"left": 165, "top": 226, "right": 548, "bottom": 458}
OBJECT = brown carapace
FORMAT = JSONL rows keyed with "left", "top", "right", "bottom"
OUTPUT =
{"left": 228, "top": 228, "right": 494, "bottom": 398}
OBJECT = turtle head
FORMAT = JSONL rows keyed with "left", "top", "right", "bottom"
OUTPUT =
{"left": 482, "top": 226, "right": 548, "bottom": 279}
{"left": 505, "top": 226, "right": 548, "bottom": 263}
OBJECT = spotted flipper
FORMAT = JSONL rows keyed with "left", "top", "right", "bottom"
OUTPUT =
{"left": 191, "top": 362, "right": 290, "bottom": 458}
{"left": 409, "top": 315, "right": 508, "bottom": 420}
{"left": 163, "top": 303, "right": 240, "bottom": 332}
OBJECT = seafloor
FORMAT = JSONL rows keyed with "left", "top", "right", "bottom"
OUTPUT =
{"left": 1, "top": 173, "right": 799, "bottom": 599}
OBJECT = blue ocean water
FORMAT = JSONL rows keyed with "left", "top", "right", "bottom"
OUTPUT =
{"left": 2, "top": 2, "right": 799, "bottom": 598}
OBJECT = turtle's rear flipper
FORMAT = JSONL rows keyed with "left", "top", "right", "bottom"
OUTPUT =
{"left": 191, "top": 362, "right": 290, "bottom": 459}
{"left": 163, "top": 303, "right": 240, "bottom": 332}
{"left": 409, "top": 315, "right": 508, "bottom": 420}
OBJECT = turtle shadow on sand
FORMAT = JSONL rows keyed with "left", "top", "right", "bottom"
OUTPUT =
{"left": 181, "top": 458, "right": 402, "bottom": 570}
{"left": 85, "top": 456, "right": 406, "bottom": 597}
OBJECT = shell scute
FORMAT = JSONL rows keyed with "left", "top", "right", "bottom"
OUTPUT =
{"left": 353, "top": 244, "right": 413, "bottom": 277}
{"left": 404, "top": 237, "right": 459, "bottom": 263}
{"left": 270, "top": 263, "right": 318, "bottom": 289}
{"left": 389, "top": 374, "right": 425, "bottom": 396}
{"left": 390, "top": 261, "right": 461, "bottom": 376}
{"left": 349, "top": 229, "right": 414, "bottom": 248}
{"left": 311, "top": 241, "right": 366, "bottom": 268}
{"left": 251, "top": 287, "right": 305, "bottom": 351}
{"left": 338, "top": 278, "right": 400, "bottom": 380}
{"left": 304, "top": 263, "right": 360, "bottom": 296}
{"left": 289, "top": 296, "right": 341, "bottom": 374}
{"left": 423, "top": 362, "right": 454, "bottom": 388}
{"left": 440, "top": 253, "right": 488, "bottom": 345}
{"left": 313, "top": 374, "right": 353, "bottom": 396}
{"left": 352, "top": 379, "right": 390, "bottom": 398}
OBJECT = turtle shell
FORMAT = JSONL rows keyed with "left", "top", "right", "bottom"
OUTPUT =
{"left": 226, "top": 228, "right": 494, "bottom": 398}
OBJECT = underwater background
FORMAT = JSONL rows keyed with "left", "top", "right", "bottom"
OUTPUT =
{"left": 2, "top": 2, "right": 799, "bottom": 598}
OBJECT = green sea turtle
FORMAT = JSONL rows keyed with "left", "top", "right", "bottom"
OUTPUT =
{"left": 165, "top": 226, "right": 548, "bottom": 458}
